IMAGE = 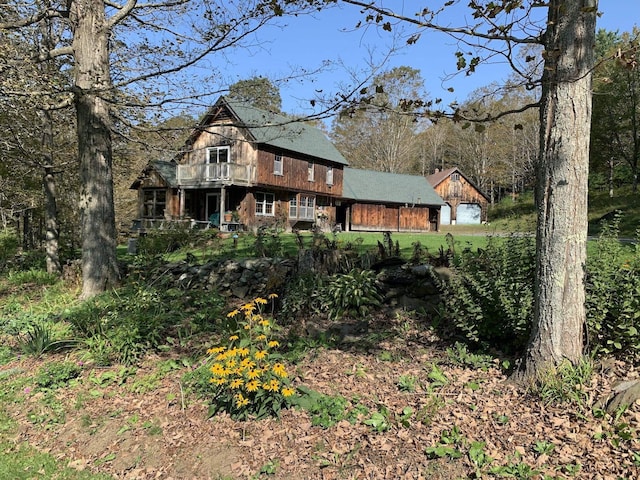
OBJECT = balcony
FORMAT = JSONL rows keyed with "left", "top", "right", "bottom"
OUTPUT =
{"left": 177, "top": 162, "right": 254, "bottom": 186}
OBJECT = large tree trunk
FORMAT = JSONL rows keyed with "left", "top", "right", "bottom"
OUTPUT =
{"left": 522, "top": 0, "right": 597, "bottom": 377}
{"left": 72, "top": 0, "right": 119, "bottom": 298}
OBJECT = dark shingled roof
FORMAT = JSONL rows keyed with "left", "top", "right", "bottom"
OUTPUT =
{"left": 342, "top": 167, "right": 444, "bottom": 206}
{"left": 204, "top": 97, "right": 349, "bottom": 166}
{"left": 130, "top": 160, "right": 177, "bottom": 189}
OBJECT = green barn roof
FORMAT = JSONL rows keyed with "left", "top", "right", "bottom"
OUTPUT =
{"left": 343, "top": 167, "right": 444, "bottom": 206}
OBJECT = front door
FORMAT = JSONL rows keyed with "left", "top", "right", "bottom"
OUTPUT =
{"left": 206, "top": 193, "right": 221, "bottom": 226}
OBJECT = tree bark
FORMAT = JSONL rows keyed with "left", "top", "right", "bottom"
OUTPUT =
{"left": 522, "top": 0, "right": 597, "bottom": 377}
{"left": 71, "top": 0, "right": 119, "bottom": 298}
{"left": 42, "top": 109, "right": 61, "bottom": 275}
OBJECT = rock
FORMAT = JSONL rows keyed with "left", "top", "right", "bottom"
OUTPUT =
{"left": 604, "top": 380, "right": 640, "bottom": 413}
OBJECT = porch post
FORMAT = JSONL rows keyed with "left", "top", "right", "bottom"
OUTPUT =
{"left": 179, "top": 189, "right": 185, "bottom": 218}
{"left": 220, "top": 186, "right": 226, "bottom": 217}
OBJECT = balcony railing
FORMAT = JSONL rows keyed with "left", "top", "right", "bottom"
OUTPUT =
{"left": 176, "top": 162, "right": 253, "bottom": 186}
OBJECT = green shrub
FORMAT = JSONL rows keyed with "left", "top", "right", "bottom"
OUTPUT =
{"left": 252, "top": 225, "right": 285, "bottom": 257}
{"left": 325, "top": 268, "right": 382, "bottom": 320}
{"left": 433, "top": 235, "right": 535, "bottom": 353}
{"left": 279, "top": 273, "right": 327, "bottom": 322}
{"left": 0, "top": 230, "right": 19, "bottom": 269}
{"left": 64, "top": 285, "right": 223, "bottom": 365}
{"left": 137, "top": 229, "right": 184, "bottom": 254}
{"left": 19, "top": 323, "right": 78, "bottom": 358}
{"left": 35, "top": 361, "right": 82, "bottom": 389}
{"left": 7, "top": 269, "right": 59, "bottom": 286}
{"left": 585, "top": 214, "right": 640, "bottom": 360}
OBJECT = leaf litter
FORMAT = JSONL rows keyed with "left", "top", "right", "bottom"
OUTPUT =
{"left": 1, "top": 313, "right": 639, "bottom": 479}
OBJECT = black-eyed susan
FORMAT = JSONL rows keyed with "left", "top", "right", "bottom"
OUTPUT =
{"left": 272, "top": 363, "right": 287, "bottom": 378}
{"left": 255, "top": 297, "right": 268, "bottom": 305}
{"left": 281, "top": 387, "right": 295, "bottom": 397}
{"left": 235, "top": 393, "right": 249, "bottom": 407}
{"left": 246, "top": 380, "right": 260, "bottom": 392}
{"left": 227, "top": 309, "right": 240, "bottom": 318}
{"left": 207, "top": 346, "right": 226, "bottom": 355}
{"left": 268, "top": 340, "right": 279, "bottom": 348}
{"left": 268, "top": 293, "right": 278, "bottom": 299}
{"left": 230, "top": 378, "right": 244, "bottom": 389}
{"left": 255, "top": 350, "right": 268, "bottom": 360}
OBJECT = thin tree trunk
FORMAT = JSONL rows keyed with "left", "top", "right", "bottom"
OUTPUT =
{"left": 72, "top": 0, "right": 119, "bottom": 298}
{"left": 42, "top": 109, "right": 61, "bottom": 275}
{"left": 608, "top": 157, "right": 614, "bottom": 198}
{"left": 521, "top": 0, "right": 597, "bottom": 378}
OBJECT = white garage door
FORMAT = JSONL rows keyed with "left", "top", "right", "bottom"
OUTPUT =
{"left": 440, "top": 204, "right": 451, "bottom": 225}
{"left": 457, "top": 203, "right": 482, "bottom": 224}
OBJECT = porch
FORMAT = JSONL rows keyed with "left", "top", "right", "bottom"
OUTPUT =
{"left": 176, "top": 162, "right": 254, "bottom": 186}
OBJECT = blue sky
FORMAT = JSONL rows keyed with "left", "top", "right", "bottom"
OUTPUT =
{"left": 222, "top": 1, "right": 639, "bottom": 116}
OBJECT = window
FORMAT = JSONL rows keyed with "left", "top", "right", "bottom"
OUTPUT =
{"left": 142, "top": 189, "right": 166, "bottom": 218}
{"left": 451, "top": 172, "right": 460, "bottom": 182}
{"left": 288, "top": 194, "right": 315, "bottom": 220}
{"left": 288, "top": 195, "right": 297, "bottom": 218}
{"left": 274, "top": 154, "right": 283, "bottom": 175}
{"left": 205, "top": 146, "right": 230, "bottom": 180}
{"left": 255, "top": 192, "right": 275, "bottom": 216}
{"left": 326, "top": 166, "right": 334, "bottom": 186}
{"left": 307, "top": 161, "right": 315, "bottom": 182}
{"left": 299, "top": 195, "right": 315, "bottom": 220}
{"left": 207, "top": 146, "right": 230, "bottom": 164}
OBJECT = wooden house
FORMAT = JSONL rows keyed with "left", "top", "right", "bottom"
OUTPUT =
{"left": 131, "top": 96, "right": 444, "bottom": 233}
{"left": 131, "top": 96, "right": 347, "bottom": 232}
{"left": 427, "top": 167, "right": 489, "bottom": 225}
{"left": 341, "top": 168, "right": 444, "bottom": 232}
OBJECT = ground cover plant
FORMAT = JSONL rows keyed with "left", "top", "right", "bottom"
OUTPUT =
{"left": 0, "top": 227, "right": 639, "bottom": 478}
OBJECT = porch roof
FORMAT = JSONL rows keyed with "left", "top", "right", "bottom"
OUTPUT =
{"left": 130, "top": 160, "right": 177, "bottom": 189}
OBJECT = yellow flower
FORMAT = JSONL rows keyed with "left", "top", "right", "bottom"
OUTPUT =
{"left": 228, "top": 348, "right": 239, "bottom": 357}
{"left": 207, "top": 346, "right": 226, "bottom": 355}
{"left": 268, "top": 340, "right": 279, "bottom": 348}
{"left": 259, "top": 320, "right": 270, "bottom": 327}
{"left": 210, "top": 363, "right": 226, "bottom": 376}
{"left": 227, "top": 309, "right": 240, "bottom": 318}
{"left": 230, "top": 379, "right": 244, "bottom": 389}
{"left": 235, "top": 393, "right": 249, "bottom": 408}
{"left": 210, "top": 377, "right": 226, "bottom": 385}
{"left": 255, "top": 350, "right": 268, "bottom": 360}
{"left": 225, "top": 359, "right": 237, "bottom": 369}
{"left": 247, "top": 369, "right": 261, "bottom": 379}
{"left": 244, "top": 324, "right": 251, "bottom": 330}
{"left": 256, "top": 334, "right": 267, "bottom": 341}
{"left": 237, "top": 347, "right": 249, "bottom": 357}
{"left": 255, "top": 297, "right": 268, "bottom": 305}
{"left": 246, "top": 380, "right": 260, "bottom": 392}
{"left": 241, "top": 303, "right": 256, "bottom": 313}
{"left": 281, "top": 387, "right": 295, "bottom": 397}
{"left": 229, "top": 335, "right": 239, "bottom": 341}
{"left": 268, "top": 293, "right": 278, "bottom": 299}
{"left": 272, "top": 363, "right": 287, "bottom": 378}
{"left": 264, "top": 379, "right": 280, "bottom": 391}
{"left": 215, "top": 352, "right": 228, "bottom": 362}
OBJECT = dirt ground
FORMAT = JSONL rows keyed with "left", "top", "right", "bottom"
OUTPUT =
{"left": 3, "top": 316, "right": 640, "bottom": 480}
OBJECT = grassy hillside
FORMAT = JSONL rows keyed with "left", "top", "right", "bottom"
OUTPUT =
{"left": 487, "top": 187, "right": 640, "bottom": 238}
